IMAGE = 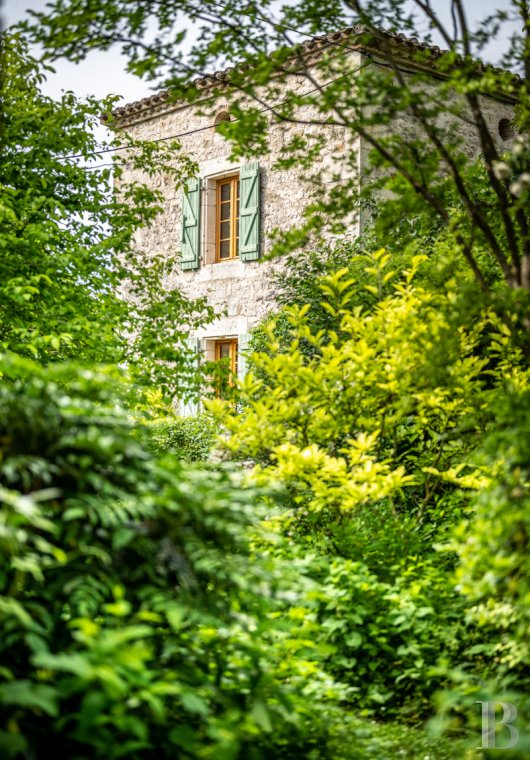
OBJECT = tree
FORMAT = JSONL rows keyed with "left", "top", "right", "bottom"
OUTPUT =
{"left": 25, "top": 0, "right": 530, "bottom": 296}
{"left": 0, "top": 33, "right": 212, "bottom": 398}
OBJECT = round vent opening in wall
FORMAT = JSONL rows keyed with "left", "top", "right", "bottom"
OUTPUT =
{"left": 499, "top": 118, "right": 515, "bottom": 141}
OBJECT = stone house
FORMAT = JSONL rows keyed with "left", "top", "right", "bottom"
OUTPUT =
{"left": 108, "top": 27, "right": 517, "bottom": 403}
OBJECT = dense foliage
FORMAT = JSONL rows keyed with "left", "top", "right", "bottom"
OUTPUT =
{"left": 146, "top": 413, "right": 218, "bottom": 461}
{"left": 0, "top": 356, "right": 476, "bottom": 759}
{"left": 0, "top": 356, "right": 340, "bottom": 759}
{"left": 3, "top": 0, "right": 530, "bottom": 755}
{"left": 209, "top": 244, "right": 530, "bottom": 750}
{"left": 0, "top": 34, "right": 212, "bottom": 399}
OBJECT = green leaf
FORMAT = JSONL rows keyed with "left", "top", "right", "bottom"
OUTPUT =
{"left": 0, "top": 681, "right": 58, "bottom": 717}
{"left": 251, "top": 700, "right": 273, "bottom": 732}
{"left": 180, "top": 692, "right": 209, "bottom": 716}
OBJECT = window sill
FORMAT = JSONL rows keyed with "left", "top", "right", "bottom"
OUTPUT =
{"left": 186, "top": 259, "right": 248, "bottom": 282}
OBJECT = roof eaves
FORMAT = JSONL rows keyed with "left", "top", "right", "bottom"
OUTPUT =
{"left": 104, "top": 25, "right": 521, "bottom": 127}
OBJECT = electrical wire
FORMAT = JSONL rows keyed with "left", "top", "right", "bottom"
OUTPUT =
{"left": 58, "top": 74, "right": 348, "bottom": 162}
{"left": 53, "top": 14, "right": 494, "bottom": 165}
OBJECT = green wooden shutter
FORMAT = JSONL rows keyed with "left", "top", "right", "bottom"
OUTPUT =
{"left": 238, "top": 333, "right": 250, "bottom": 381}
{"left": 239, "top": 163, "right": 260, "bottom": 261}
{"left": 181, "top": 336, "right": 200, "bottom": 416}
{"left": 180, "top": 177, "right": 201, "bottom": 270}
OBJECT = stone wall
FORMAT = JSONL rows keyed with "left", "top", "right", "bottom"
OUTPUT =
{"left": 117, "top": 68, "right": 359, "bottom": 342}
{"left": 358, "top": 57, "right": 516, "bottom": 230}
{"left": 117, "top": 52, "right": 515, "bottom": 343}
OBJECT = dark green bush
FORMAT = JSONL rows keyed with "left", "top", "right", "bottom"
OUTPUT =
{"left": 147, "top": 414, "right": 218, "bottom": 461}
{"left": 314, "top": 556, "right": 466, "bottom": 718}
{"left": 0, "top": 355, "right": 344, "bottom": 759}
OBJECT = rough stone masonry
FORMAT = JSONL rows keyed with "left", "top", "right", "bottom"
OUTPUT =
{"left": 109, "top": 30, "right": 516, "bottom": 367}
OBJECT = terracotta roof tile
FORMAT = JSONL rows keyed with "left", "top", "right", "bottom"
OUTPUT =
{"left": 105, "top": 24, "right": 520, "bottom": 126}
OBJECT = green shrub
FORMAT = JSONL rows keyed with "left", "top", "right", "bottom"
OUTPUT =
{"left": 210, "top": 251, "right": 530, "bottom": 726}
{"left": 431, "top": 384, "right": 530, "bottom": 754}
{"left": 451, "top": 385, "right": 530, "bottom": 689}
{"left": 147, "top": 413, "right": 218, "bottom": 461}
{"left": 0, "top": 355, "right": 346, "bottom": 759}
{"left": 315, "top": 556, "right": 466, "bottom": 717}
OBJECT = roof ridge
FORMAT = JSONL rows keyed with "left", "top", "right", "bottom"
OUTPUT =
{"left": 105, "top": 25, "right": 520, "bottom": 126}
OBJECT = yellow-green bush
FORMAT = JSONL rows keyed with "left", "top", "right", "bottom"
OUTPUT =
{"left": 208, "top": 250, "right": 530, "bottom": 728}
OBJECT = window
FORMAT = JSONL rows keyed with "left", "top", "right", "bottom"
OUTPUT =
{"left": 215, "top": 338, "right": 238, "bottom": 372}
{"left": 499, "top": 118, "right": 515, "bottom": 141}
{"left": 180, "top": 162, "right": 260, "bottom": 270}
{"left": 214, "top": 338, "right": 238, "bottom": 395}
{"left": 216, "top": 176, "right": 240, "bottom": 261}
{"left": 180, "top": 334, "right": 250, "bottom": 414}
{"left": 214, "top": 110, "right": 232, "bottom": 129}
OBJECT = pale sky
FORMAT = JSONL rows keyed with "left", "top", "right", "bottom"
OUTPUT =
{"left": 3, "top": 0, "right": 147, "bottom": 104}
{"left": 3, "top": 0, "right": 520, "bottom": 107}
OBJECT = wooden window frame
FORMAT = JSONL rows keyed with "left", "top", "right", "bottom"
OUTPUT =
{"left": 215, "top": 175, "right": 240, "bottom": 262}
{"left": 214, "top": 338, "right": 238, "bottom": 393}
{"left": 214, "top": 339, "right": 238, "bottom": 373}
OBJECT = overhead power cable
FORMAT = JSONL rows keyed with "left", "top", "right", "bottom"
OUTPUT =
{"left": 58, "top": 74, "right": 348, "bottom": 162}
{"left": 55, "top": 15, "right": 479, "bottom": 165}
